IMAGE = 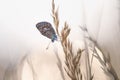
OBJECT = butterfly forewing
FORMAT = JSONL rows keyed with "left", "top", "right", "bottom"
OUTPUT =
{"left": 36, "top": 22, "right": 56, "bottom": 40}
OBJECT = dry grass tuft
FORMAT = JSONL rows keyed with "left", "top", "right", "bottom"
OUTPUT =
{"left": 51, "top": 0, "right": 83, "bottom": 80}
{"left": 93, "top": 46, "right": 119, "bottom": 80}
{"left": 80, "top": 26, "right": 119, "bottom": 80}
{"left": 61, "top": 23, "right": 83, "bottom": 80}
{"left": 51, "top": 0, "right": 119, "bottom": 80}
{"left": 52, "top": 0, "right": 60, "bottom": 36}
{"left": 51, "top": 0, "right": 65, "bottom": 80}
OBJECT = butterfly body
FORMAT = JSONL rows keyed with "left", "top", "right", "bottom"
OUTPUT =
{"left": 36, "top": 21, "right": 57, "bottom": 42}
{"left": 51, "top": 34, "right": 57, "bottom": 42}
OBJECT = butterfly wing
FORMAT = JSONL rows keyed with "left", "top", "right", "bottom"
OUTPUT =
{"left": 36, "top": 22, "right": 56, "bottom": 40}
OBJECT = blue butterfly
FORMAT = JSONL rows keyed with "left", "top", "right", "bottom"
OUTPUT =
{"left": 36, "top": 21, "right": 57, "bottom": 42}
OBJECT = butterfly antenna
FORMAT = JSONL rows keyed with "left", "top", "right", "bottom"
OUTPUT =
{"left": 46, "top": 41, "right": 51, "bottom": 50}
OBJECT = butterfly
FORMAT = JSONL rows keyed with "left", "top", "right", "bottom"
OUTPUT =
{"left": 36, "top": 21, "right": 57, "bottom": 49}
